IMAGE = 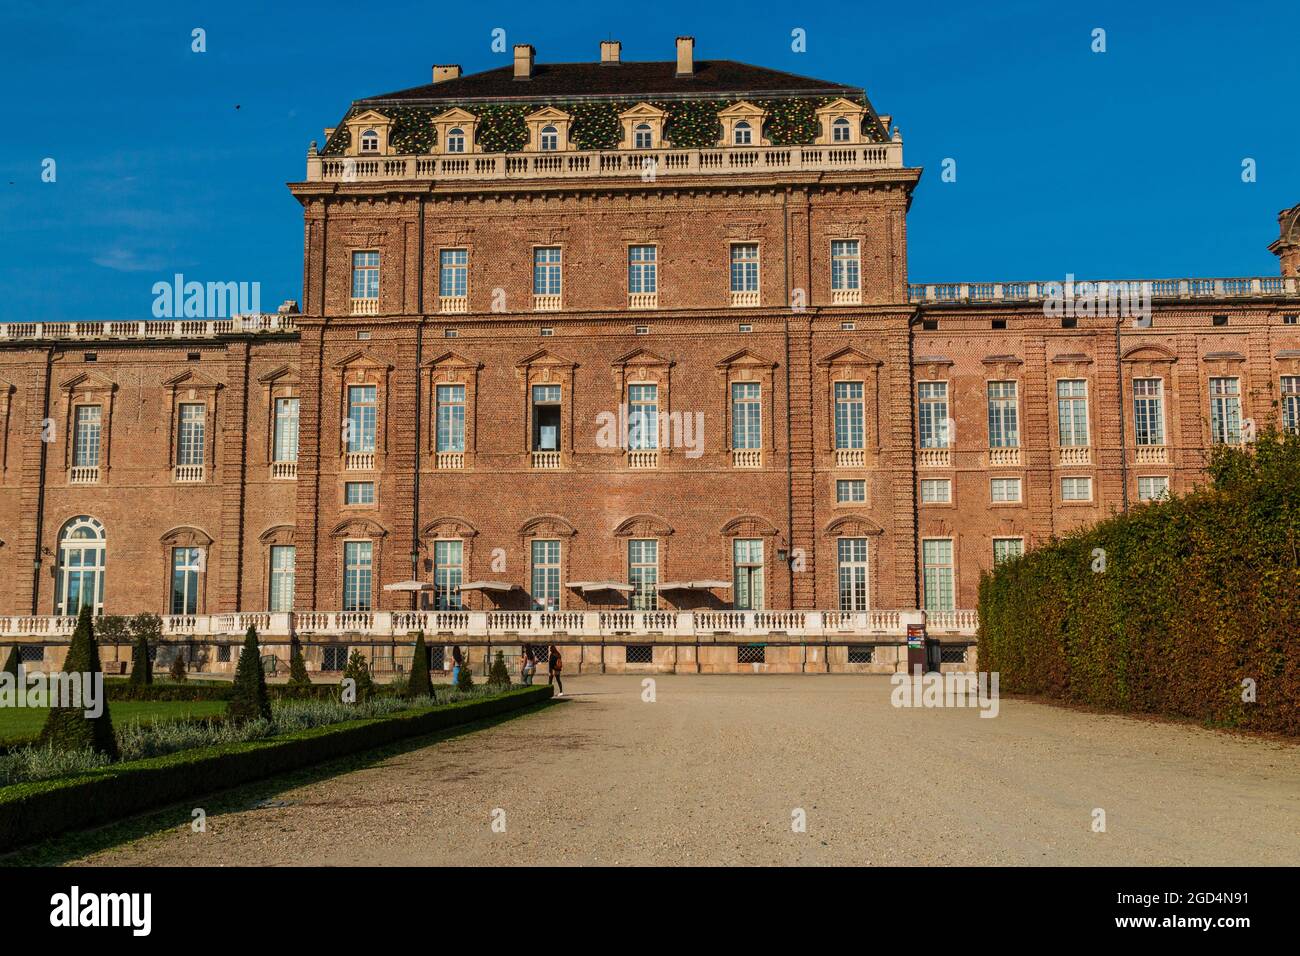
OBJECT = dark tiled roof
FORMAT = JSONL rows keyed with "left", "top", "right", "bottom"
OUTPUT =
{"left": 360, "top": 60, "right": 858, "bottom": 104}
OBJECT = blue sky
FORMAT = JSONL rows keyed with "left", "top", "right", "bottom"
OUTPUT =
{"left": 0, "top": 0, "right": 1295, "bottom": 321}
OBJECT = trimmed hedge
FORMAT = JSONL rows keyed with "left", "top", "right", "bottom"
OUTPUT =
{"left": 103, "top": 680, "right": 357, "bottom": 702}
{"left": 0, "top": 684, "right": 552, "bottom": 852}
{"left": 977, "top": 432, "right": 1299, "bottom": 734}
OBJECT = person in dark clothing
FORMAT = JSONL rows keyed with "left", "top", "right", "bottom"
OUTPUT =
{"left": 451, "top": 645, "right": 464, "bottom": 685}
{"left": 547, "top": 644, "right": 564, "bottom": 696}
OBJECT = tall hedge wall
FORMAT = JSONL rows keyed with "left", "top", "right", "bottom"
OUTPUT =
{"left": 977, "top": 431, "right": 1299, "bottom": 735}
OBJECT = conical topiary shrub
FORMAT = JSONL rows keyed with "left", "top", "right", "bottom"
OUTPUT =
{"left": 287, "top": 636, "right": 311, "bottom": 695}
{"left": 488, "top": 650, "right": 511, "bottom": 688}
{"left": 228, "top": 626, "right": 271, "bottom": 724}
{"left": 129, "top": 629, "right": 153, "bottom": 686}
{"left": 407, "top": 632, "right": 433, "bottom": 699}
{"left": 456, "top": 656, "right": 474, "bottom": 691}
{"left": 38, "top": 606, "right": 118, "bottom": 759}
{"left": 342, "top": 649, "right": 374, "bottom": 702}
{"left": 2, "top": 645, "right": 19, "bottom": 679}
{"left": 169, "top": 654, "right": 187, "bottom": 682}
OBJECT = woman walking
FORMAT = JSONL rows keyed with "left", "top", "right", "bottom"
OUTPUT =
{"left": 548, "top": 644, "right": 564, "bottom": 697}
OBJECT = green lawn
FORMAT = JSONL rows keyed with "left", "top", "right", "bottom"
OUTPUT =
{"left": 0, "top": 700, "right": 227, "bottom": 746}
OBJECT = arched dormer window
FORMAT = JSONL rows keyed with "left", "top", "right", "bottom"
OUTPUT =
{"left": 447, "top": 128, "right": 465, "bottom": 153}
{"left": 56, "top": 516, "right": 106, "bottom": 615}
{"left": 540, "top": 125, "right": 559, "bottom": 151}
{"left": 359, "top": 129, "right": 380, "bottom": 154}
{"left": 634, "top": 123, "right": 653, "bottom": 149}
{"left": 733, "top": 121, "right": 753, "bottom": 146}
{"left": 832, "top": 118, "right": 851, "bottom": 142}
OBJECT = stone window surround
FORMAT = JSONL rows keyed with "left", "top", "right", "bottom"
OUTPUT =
{"left": 816, "top": 347, "right": 883, "bottom": 454}
{"left": 259, "top": 525, "right": 296, "bottom": 612}
{"left": 159, "top": 526, "right": 214, "bottom": 615}
{"left": 59, "top": 371, "right": 117, "bottom": 479}
{"left": 516, "top": 349, "right": 577, "bottom": 459}
{"left": 425, "top": 351, "right": 482, "bottom": 464}
{"left": 334, "top": 350, "right": 394, "bottom": 464}
{"left": 258, "top": 365, "right": 300, "bottom": 465}
{"left": 343, "top": 110, "right": 393, "bottom": 157}
{"left": 814, "top": 98, "right": 868, "bottom": 146}
{"left": 163, "top": 372, "right": 221, "bottom": 480}
{"left": 716, "top": 348, "right": 777, "bottom": 456}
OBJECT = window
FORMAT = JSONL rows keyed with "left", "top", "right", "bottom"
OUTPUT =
{"left": 541, "top": 327, "right": 554, "bottom": 336}
{"left": 346, "top": 385, "right": 377, "bottom": 453}
{"left": 359, "top": 129, "right": 379, "bottom": 153}
{"left": 1133, "top": 378, "right": 1165, "bottom": 446}
{"left": 434, "top": 540, "right": 463, "bottom": 610}
{"left": 1056, "top": 380, "right": 1089, "bottom": 446}
{"left": 990, "top": 477, "right": 1022, "bottom": 503}
{"left": 1209, "top": 377, "right": 1241, "bottom": 445}
{"left": 922, "top": 539, "right": 954, "bottom": 613}
{"left": 628, "top": 246, "right": 657, "bottom": 294}
{"left": 533, "top": 246, "right": 561, "bottom": 296}
{"left": 343, "top": 541, "right": 373, "bottom": 612}
{"left": 177, "top": 403, "right": 205, "bottom": 466}
{"left": 628, "top": 539, "right": 658, "bottom": 611}
{"left": 733, "top": 539, "right": 764, "bottom": 610}
{"left": 730, "top": 243, "right": 759, "bottom": 292}
{"left": 439, "top": 248, "right": 468, "bottom": 298}
{"left": 1061, "top": 476, "right": 1092, "bottom": 501}
{"left": 531, "top": 384, "right": 561, "bottom": 452}
{"left": 920, "top": 478, "right": 951, "bottom": 503}
{"left": 634, "top": 123, "right": 653, "bottom": 149}
{"left": 847, "top": 645, "right": 873, "bottom": 664}
{"left": 55, "top": 516, "right": 105, "bottom": 616}
{"left": 1285, "top": 315, "right": 1298, "bottom": 325}
{"left": 738, "top": 644, "right": 765, "bottom": 664}
{"left": 625, "top": 644, "right": 653, "bottom": 664}
{"left": 435, "top": 384, "right": 466, "bottom": 453}
{"left": 273, "top": 397, "right": 299, "bottom": 463}
{"left": 217, "top": 645, "right": 230, "bottom": 664}
{"left": 837, "top": 538, "right": 869, "bottom": 611}
{"left": 836, "top": 479, "right": 866, "bottom": 503}
{"left": 832, "top": 118, "right": 851, "bottom": 142}
{"left": 833, "top": 381, "right": 865, "bottom": 449}
{"left": 540, "top": 125, "right": 559, "bottom": 151}
{"left": 627, "top": 384, "right": 659, "bottom": 450}
{"left": 446, "top": 128, "right": 465, "bottom": 153}
{"left": 918, "top": 382, "right": 949, "bottom": 448}
{"left": 73, "top": 405, "right": 101, "bottom": 467}
{"left": 1138, "top": 476, "right": 1170, "bottom": 501}
{"left": 731, "top": 382, "right": 761, "bottom": 450}
{"left": 531, "top": 540, "right": 561, "bottom": 611}
{"left": 269, "top": 545, "right": 295, "bottom": 612}
{"left": 1212, "top": 314, "right": 1228, "bottom": 327}
{"left": 323, "top": 646, "right": 349, "bottom": 671}
{"left": 987, "top": 381, "right": 1019, "bottom": 448}
{"left": 1283, "top": 376, "right": 1300, "bottom": 434}
{"left": 993, "top": 538, "right": 1023, "bottom": 565}
{"left": 170, "top": 547, "right": 202, "bottom": 615}
{"left": 733, "top": 120, "right": 752, "bottom": 145}
{"left": 351, "top": 251, "right": 379, "bottom": 301}
{"left": 831, "top": 240, "right": 860, "bottom": 291}
{"left": 344, "top": 481, "right": 375, "bottom": 505}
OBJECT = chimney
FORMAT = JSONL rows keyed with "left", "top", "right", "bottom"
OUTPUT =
{"left": 675, "top": 36, "right": 694, "bottom": 76}
{"left": 513, "top": 44, "right": 534, "bottom": 80}
{"left": 600, "top": 40, "right": 621, "bottom": 65}
{"left": 432, "top": 64, "right": 461, "bottom": 84}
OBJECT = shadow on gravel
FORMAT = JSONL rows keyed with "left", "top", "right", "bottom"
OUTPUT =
{"left": 1, "top": 698, "right": 563, "bottom": 867}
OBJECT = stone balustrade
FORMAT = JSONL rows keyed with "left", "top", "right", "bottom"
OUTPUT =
{"left": 0, "top": 315, "right": 297, "bottom": 342}
{"left": 908, "top": 277, "right": 1299, "bottom": 304}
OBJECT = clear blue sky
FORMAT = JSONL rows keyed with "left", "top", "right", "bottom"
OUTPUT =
{"left": 1, "top": 0, "right": 1295, "bottom": 321}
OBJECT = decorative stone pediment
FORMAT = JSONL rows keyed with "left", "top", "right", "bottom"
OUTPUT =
{"left": 1120, "top": 344, "right": 1176, "bottom": 363}
{"left": 60, "top": 370, "right": 117, "bottom": 396}
{"left": 257, "top": 364, "right": 300, "bottom": 386}
{"left": 613, "top": 514, "right": 674, "bottom": 538}
{"left": 162, "top": 369, "right": 222, "bottom": 397}
{"left": 425, "top": 350, "right": 482, "bottom": 372}
{"left": 525, "top": 106, "right": 573, "bottom": 152}
{"left": 717, "top": 101, "right": 768, "bottom": 146}
{"left": 716, "top": 348, "right": 777, "bottom": 372}
{"left": 817, "top": 346, "right": 883, "bottom": 370}
{"left": 422, "top": 516, "right": 478, "bottom": 539}
{"left": 981, "top": 354, "right": 1023, "bottom": 378}
{"left": 330, "top": 517, "right": 388, "bottom": 539}
{"left": 432, "top": 107, "right": 478, "bottom": 155}
{"left": 815, "top": 98, "right": 868, "bottom": 145}
{"left": 515, "top": 348, "right": 576, "bottom": 384}
{"left": 518, "top": 514, "right": 577, "bottom": 539}
{"left": 720, "top": 514, "right": 780, "bottom": 537}
{"left": 333, "top": 349, "right": 393, "bottom": 371}
{"left": 823, "top": 515, "right": 884, "bottom": 537}
{"left": 619, "top": 102, "right": 667, "bottom": 149}
{"left": 161, "top": 526, "right": 214, "bottom": 548}
{"left": 258, "top": 524, "right": 295, "bottom": 546}
{"left": 345, "top": 109, "right": 393, "bottom": 157}
{"left": 612, "top": 348, "right": 673, "bottom": 371}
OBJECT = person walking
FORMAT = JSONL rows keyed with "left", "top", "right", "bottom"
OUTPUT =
{"left": 451, "top": 645, "right": 464, "bottom": 685}
{"left": 547, "top": 644, "right": 564, "bottom": 697}
{"left": 521, "top": 645, "right": 536, "bottom": 685}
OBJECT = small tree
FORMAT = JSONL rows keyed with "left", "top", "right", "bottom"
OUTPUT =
{"left": 456, "top": 656, "right": 474, "bottom": 691}
{"left": 169, "top": 653, "right": 188, "bottom": 682}
{"left": 129, "top": 630, "right": 153, "bottom": 686}
{"left": 488, "top": 650, "right": 511, "bottom": 688}
{"left": 2, "top": 645, "right": 19, "bottom": 679}
{"left": 38, "top": 606, "right": 118, "bottom": 758}
{"left": 407, "top": 631, "right": 433, "bottom": 699}
{"left": 287, "top": 636, "right": 311, "bottom": 695}
{"left": 228, "top": 626, "right": 272, "bottom": 723}
{"left": 343, "top": 649, "right": 374, "bottom": 702}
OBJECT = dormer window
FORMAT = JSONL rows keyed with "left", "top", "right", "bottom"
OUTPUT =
{"left": 634, "top": 123, "right": 653, "bottom": 149}
{"left": 733, "top": 121, "right": 753, "bottom": 146}
{"left": 359, "top": 129, "right": 379, "bottom": 154}
{"left": 540, "top": 125, "right": 559, "bottom": 151}
{"left": 832, "top": 118, "right": 851, "bottom": 142}
{"left": 447, "top": 128, "right": 466, "bottom": 153}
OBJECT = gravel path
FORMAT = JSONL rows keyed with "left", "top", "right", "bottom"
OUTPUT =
{"left": 73, "top": 676, "right": 1299, "bottom": 866}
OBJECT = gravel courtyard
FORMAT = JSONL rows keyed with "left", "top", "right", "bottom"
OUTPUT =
{"left": 74, "top": 675, "right": 1299, "bottom": 866}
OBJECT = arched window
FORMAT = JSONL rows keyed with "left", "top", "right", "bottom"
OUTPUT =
{"left": 56, "top": 516, "right": 105, "bottom": 616}
{"left": 733, "top": 121, "right": 752, "bottom": 145}
{"left": 540, "top": 125, "right": 558, "bottom": 151}
{"left": 447, "top": 128, "right": 465, "bottom": 153}
{"left": 359, "top": 129, "right": 379, "bottom": 153}
{"left": 634, "top": 123, "right": 653, "bottom": 149}
{"left": 832, "top": 118, "right": 851, "bottom": 142}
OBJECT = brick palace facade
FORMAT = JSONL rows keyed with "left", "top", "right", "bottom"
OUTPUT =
{"left": 2, "top": 38, "right": 1298, "bottom": 675}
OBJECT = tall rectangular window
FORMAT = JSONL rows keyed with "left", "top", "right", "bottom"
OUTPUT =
{"left": 993, "top": 538, "right": 1023, "bottom": 565}
{"left": 73, "top": 405, "right": 102, "bottom": 467}
{"left": 837, "top": 538, "right": 869, "bottom": 611}
{"left": 533, "top": 247, "right": 561, "bottom": 295}
{"left": 922, "top": 539, "right": 955, "bottom": 612}
{"left": 733, "top": 539, "right": 764, "bottom": 610}
{"left": 346, "top": 385, "right": 377, "bottom": 453}
{"left": 531, "top": 540, "right": 561, "bottom": 611}
{"left": 1056, "top": 380, "right": 1089, "bottom": 446}
{"left": 351, "top": 251, "right": 379, "bottom": 300}
{"left": 1137, "top": 476, "right": 1170, "bottom": 501}
{"left": 434, "top": 540, "right": 463, "bottom": 610}
{"left": 731, "top": 382, "right": 761, "bottom": 449}
{"left": 830, "top": 240, "right": 860, "bottom": 290}
{"left": 628, "top": 245, "right": 657, "bottom": 294}
{"left": 1133, "top": 378, "right": 1165, "bottom": 446}
{"left": 532, "top": 384, "right": 561, "bottom": 451}
{"left": 918, "top": 383, "right": 949, "bottom": 448}
{"left": 269, "top": 545, "right": 295, "bottom": 612}
{"left": 439, "top": 248, "right": 468, "bottom": 298}
{"left": 273, "top": 397, "right": 299, "bottom": 462}
{"left": 990, "top": 477, "right": 1022, "bottom": 503}
{"left": 177, "top": 403, "right": 205, "bottom": 466}
{"left": 343, "top": 541, "right": 373, "bottom": 612}
{"left": 1209, "top": 377, "right": 1241, "bottom": 445}
{"left": 435, "top": 384, "right": 466, "bottom": 453}
{"left": 170, "top": 547, "right": 202, "bottom": 615}
{"left": 920, "top": 478, "right": 951, "bottom": 503}
{"left": 1283, "top": 376, "right": 1300, "bottom": 434}
{"left": 627, "top": 384, "right": 659, "bottom": 450}
{"left": 1061, "top": 476, "right": 1093, "bottom": 501}
{"left": 730, "top": 244, "right": 759, "bottom": 292}
{"left": 834, "top": 381, "right": 865, "bottom": 449}
{"left": 628, "top": 539, "right": 658, "bottom": 610}
{"left": 987, "top": 381, "right": 1019, "bottom": 447}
